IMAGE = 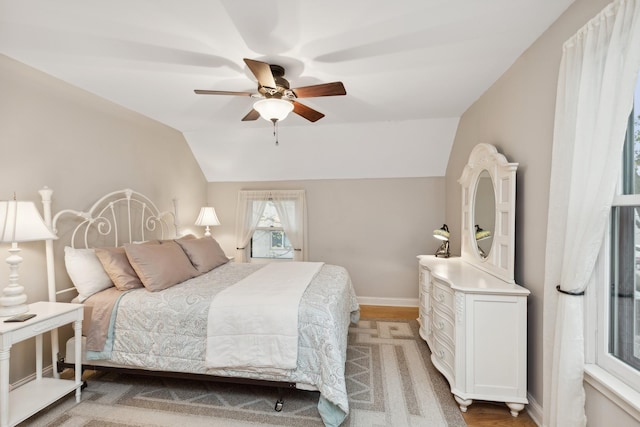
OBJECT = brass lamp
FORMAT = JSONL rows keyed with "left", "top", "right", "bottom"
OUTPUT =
{"left": 475, "top": 224, "right": 492, "bottom": 258}
{"left": 433, "top": 224, "right": 450, "bottom": 258}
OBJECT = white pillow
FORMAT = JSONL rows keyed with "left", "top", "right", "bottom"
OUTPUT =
{"left": 64, "top": 246, "right": 114, "bottom": 302}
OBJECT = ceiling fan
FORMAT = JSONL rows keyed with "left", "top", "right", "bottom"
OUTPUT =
{"left": 194, "top": 58, "right": 346, "bottom": 123}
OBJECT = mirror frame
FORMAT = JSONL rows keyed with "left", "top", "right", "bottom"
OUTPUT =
{"left": 459, "top": 143, "right": 518, "bottom": 283}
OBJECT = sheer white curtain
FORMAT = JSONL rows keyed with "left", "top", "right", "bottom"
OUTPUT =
{"left": 234, "top": 191, "right": 269, "bottom": 262}
{"left": 234, "top": 190, "right": 307, "bottom": 262}
{"left": 271, "top": 190, "right": 307, "bottom": 261}
{"left": 544, "top": 1, "right": 640, "bottom": 426}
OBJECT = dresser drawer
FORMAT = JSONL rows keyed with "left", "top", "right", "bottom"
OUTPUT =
{"left": 431, "top": 306, "right": 455, "bottom": 346}
{"left": 432, "top": 334, "right": 455, "bottom": 381}
{"left": 431, "top": 279, "right": 454, "bottom": 314}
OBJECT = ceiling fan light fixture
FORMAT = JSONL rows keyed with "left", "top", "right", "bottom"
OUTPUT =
{"left": 253, "top": 98, "right": 294, "bottom": 122}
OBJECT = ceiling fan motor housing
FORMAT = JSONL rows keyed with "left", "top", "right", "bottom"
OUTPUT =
{"left": 258, "top": 64, "right": 290, "bottom": 98}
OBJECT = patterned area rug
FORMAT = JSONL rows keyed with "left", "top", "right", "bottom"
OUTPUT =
{"left": 21, "top": 319, "right": 466, "bottom": 426}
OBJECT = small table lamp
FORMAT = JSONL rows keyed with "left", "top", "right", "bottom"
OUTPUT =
{"left": 475, "top": 224, "right": 492, "bottom": 258}
{"left": 195, "top": 207, "right": 220, "bottom": 237}
{"left": 433, "top": 224, "right": 450, "bottom": 258}
{"left": 0, "top": 199, "right": 58, "bottom": 317}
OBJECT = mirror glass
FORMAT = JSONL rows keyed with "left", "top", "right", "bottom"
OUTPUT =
{"left": 473, "top": 170, "right": 495, "bottom": 258}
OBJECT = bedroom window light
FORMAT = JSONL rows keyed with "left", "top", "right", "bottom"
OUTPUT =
{"left": 250, "top": 201, "right": 293, "bottom": 260}
{"left": 236, "top": 189, "right": 306, "bottom": 262}
{"left": 592, "top": 75, "right": 640, "bottom": 392}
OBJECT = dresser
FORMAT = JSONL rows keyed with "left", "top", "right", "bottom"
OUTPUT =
{"left": 417, "top": 255, "right": 529, "bottom": 416}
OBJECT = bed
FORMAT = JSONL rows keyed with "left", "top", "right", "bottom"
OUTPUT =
{"left": 41, "top": 188, "right": 360, "bottom": 427}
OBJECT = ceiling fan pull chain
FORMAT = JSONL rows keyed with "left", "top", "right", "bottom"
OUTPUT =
{"left": 272, "top": 119, "right": 279, "bottom": 146}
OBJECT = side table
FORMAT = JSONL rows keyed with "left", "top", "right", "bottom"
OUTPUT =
{"left": 0, "top": 301, "right": 83, "bottom": 427}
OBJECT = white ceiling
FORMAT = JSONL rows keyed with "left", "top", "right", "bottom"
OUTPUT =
{"left": 0, "top": 0, "right": 574, "bottom": 182}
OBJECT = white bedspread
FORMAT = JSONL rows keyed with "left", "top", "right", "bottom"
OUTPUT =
{"left": 205, "top": 262, "right": 323, "bottom": 371}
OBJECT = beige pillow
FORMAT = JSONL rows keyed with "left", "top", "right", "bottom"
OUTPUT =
{"left": 124, "top": 241, "right": 199, "bottom": 291}
{"left": 175, "top": 236, "right": 229, "bottom": 274}
{"left": 95, "top": 246, "right": 144, "bottom": 291}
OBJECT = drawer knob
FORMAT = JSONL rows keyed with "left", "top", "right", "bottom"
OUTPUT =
{"left": 437, "top": 350, "right": 445, "bottom": 359}
{"left": 436, "top": 293, "right": 445, "bottom": 302}
{"left": 436, "top": 321, "right": 444, "bottom": 330}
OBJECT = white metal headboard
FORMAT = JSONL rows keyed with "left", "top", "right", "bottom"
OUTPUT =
{"left": 41, "top": 187, "right": 177, "bottom": 302}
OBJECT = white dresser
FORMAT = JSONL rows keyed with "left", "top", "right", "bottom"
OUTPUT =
{"left": 417, "top": 255, "right": 529, "bottom": 416}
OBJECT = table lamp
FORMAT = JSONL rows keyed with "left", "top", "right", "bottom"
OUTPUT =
{"left": 475, "top": 224, "right": 492, "bottom": 258}
{"left": 195, "top": 207, "right": 221, "bottom": 237}
{"left": 433, "top": 224, "right": 450, "bottom": 258}
{"left": 0, "top": 198, "right": 58, "bottom": 317}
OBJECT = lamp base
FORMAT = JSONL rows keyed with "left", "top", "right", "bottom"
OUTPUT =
{"left": 477, "top": 245, "right": 487, "bottom": 258}
{"left": 435, "top": 241, "right": 450, "bottom": 258}
{"left": 0, "top": 302, "right": 28, "bottom": 317}
{"left": 0, "top": 245, "right": 29, "bottom": 317}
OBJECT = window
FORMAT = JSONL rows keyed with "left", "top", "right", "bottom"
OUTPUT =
{"left": 250, "top": 201, "right": 294, "bottom": 259}
{"left": 235, "top": 190, "right": 306, "bottom": 262}
{"left": 595, "top": 74, "right": 640, "bottom": 390}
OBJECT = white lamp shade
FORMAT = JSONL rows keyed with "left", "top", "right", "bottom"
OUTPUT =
{"left": 195, "top": 207, "right": 221, "bottom": 227}
{"left": 0, "top": 200, "right": 57, "bottom": 243}
{"left": 253, "top": 99, "right": 294, "bottom": 122}
{"left": 475, "top": 228, "right": 492, "bottom": 241}
{"left": 433, "top": 225, "right": 450, "bottom": 241}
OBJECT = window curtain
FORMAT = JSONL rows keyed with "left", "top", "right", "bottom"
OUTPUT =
{"left": 234, "top": 191, "right": 269, "bottom": 262}
{"left": 271, "top": 190, "right": 307, "bottom": 261}
{"left": 234, "top": 190, "right": 307, "bottom": 262}
{"left": 543, "top": 1, "right": 640, "bottom": 426}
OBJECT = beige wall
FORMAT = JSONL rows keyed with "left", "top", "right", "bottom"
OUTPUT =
{"left": 444, "top": 0, "right": 619, "bottom": 423}
{"left": 0, "top": 54, "right": 208, "bottom": 383}
{"left": 208, "top": 178, "right": 446, "bottom": 303}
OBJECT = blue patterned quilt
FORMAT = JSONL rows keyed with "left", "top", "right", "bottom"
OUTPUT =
{"left": 88, "top": 262, "right": 359, "bottom": 426}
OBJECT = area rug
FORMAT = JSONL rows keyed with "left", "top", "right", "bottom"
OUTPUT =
{"left": 21, "top": 319, "right": 466, "bottom": 426}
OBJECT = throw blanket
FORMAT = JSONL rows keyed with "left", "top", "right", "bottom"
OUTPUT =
{"left": 205, "top": 262, "right": 323, "bottom": 371}
{"left": 83, "top": 287, "right": 127, "bottom": 352}
{"left": 84, "top": 287, "right": 132, "bottom": 360}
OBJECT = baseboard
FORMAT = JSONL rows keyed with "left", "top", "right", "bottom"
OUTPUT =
{"left": 357, "top": 296, "right": 419, "bottom": 307}
{"left": 12, "top": 364, "right": 55, "bottom": 391}
{"left": 526, "top": 391, "right": 543, "bottom": 426}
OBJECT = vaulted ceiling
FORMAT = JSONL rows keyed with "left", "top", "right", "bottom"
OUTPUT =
{"left": 1, "top": 0, "right": 574, "bottom": 182}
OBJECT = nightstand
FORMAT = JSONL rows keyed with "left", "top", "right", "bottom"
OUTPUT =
{"left": 0, "top": 301, "right": 83, "bottom": 427}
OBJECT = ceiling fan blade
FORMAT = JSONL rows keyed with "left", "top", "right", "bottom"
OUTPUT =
{"left": 292, "top": 82, "right": 346, "bottom": 98}
{"left": 244, "top": 58, "right": 277, "bottom": 89}
{"left": 194, "top": 89, "right": 254, "bottom": 96}
{"left": 241, "top": 109, "right": 261, "bottom": 121}
{"left": 292, "top": 101, "right": 325, "bottom": 122}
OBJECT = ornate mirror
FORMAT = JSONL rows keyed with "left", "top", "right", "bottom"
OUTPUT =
{"left": 474, "top": 170, "right": 495, "bottom": 259}
{"left": 459, "top": 143, "right": 518, "bottom": 283}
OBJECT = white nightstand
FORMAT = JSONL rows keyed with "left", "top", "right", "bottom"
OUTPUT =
{"left": 0, "top": 301, "right": 83, "bottom": 427}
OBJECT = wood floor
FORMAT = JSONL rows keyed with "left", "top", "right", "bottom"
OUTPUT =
{"left": 359, "top": 305, "right": 538, "bottom": 427}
